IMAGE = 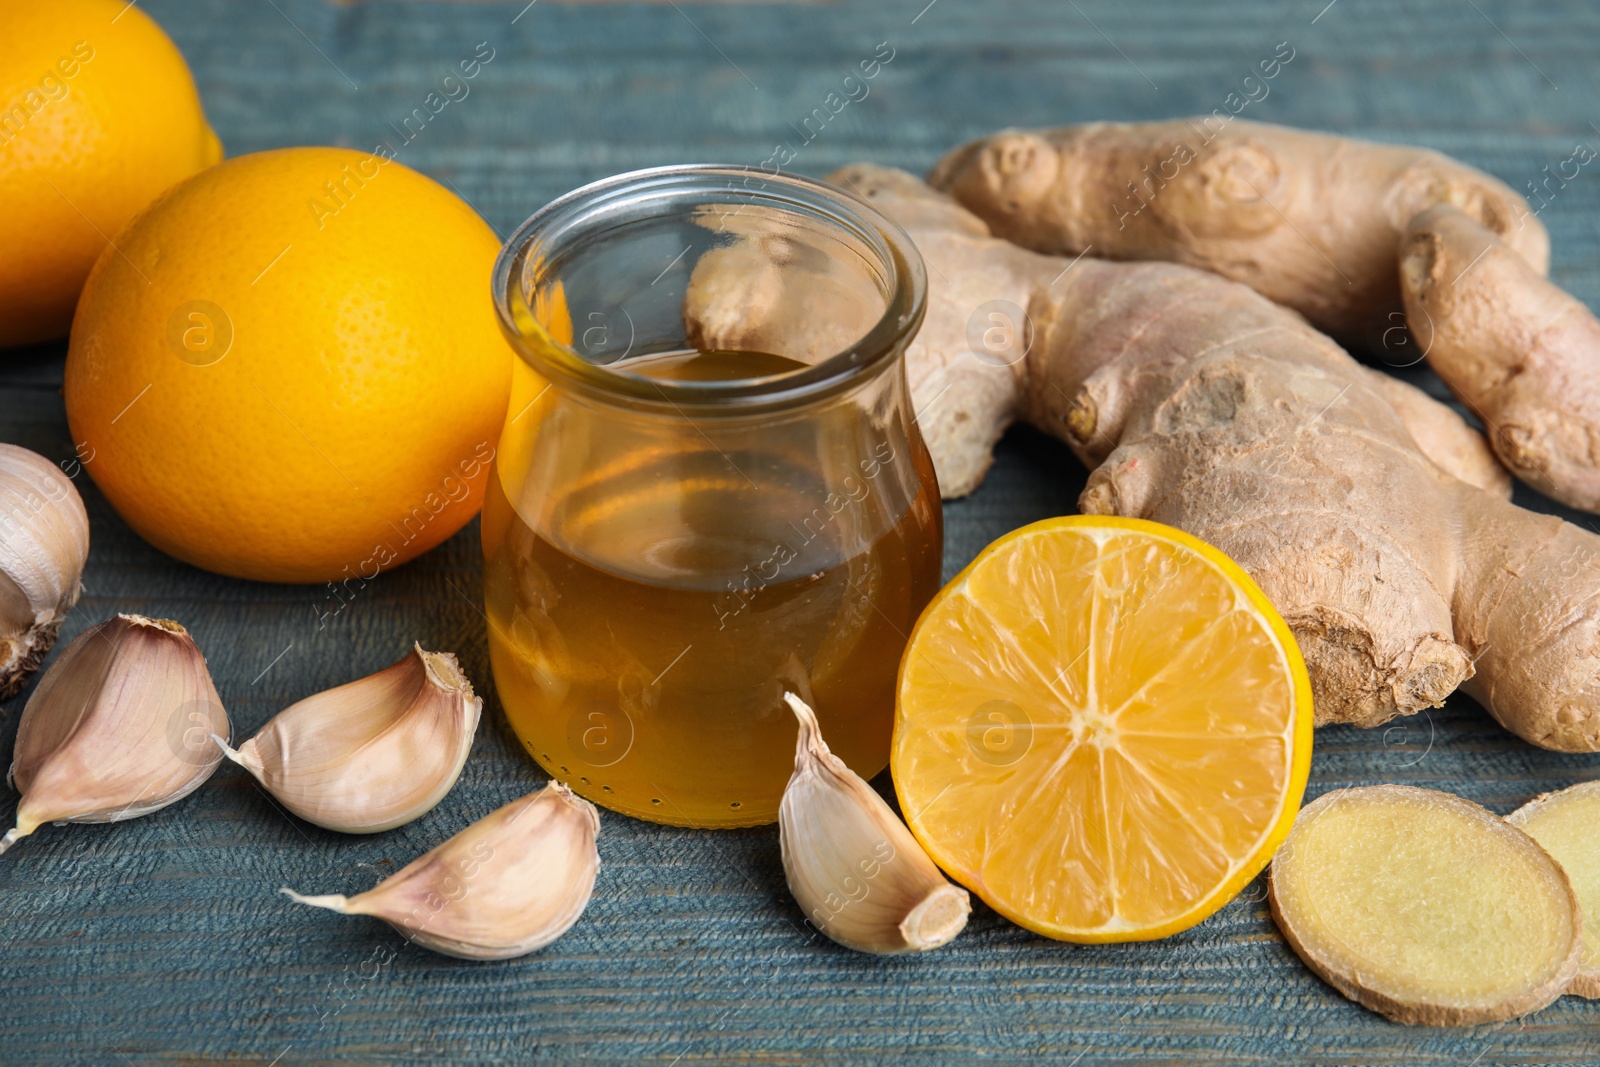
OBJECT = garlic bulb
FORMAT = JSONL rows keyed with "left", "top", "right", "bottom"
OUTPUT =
{"left": 0, "top": 444, "right": 88, "bottom": 700}
{"left": 216, "top": 644, "right": 480, "bottom": 833}
{"left": 779, "top": 692, "right": 970, "bottom": 954}
{"left": 283, "top": 780, "right": 601, "bottom": 960}
{"left": 3, "top": 614, "right": 229, "bottom": 853}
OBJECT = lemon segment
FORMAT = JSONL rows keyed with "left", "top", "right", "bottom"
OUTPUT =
{"left": 893, "top": 516, "right": 1313, "bottom": 942}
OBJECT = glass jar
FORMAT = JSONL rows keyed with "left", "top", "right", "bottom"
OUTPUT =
{"left": 484, "top": 165, "right": 941, "bottom": 828}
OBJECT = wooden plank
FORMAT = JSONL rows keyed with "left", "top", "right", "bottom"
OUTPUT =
{"left": 2, "top": 0, "right": 1599, "bottom": 1063}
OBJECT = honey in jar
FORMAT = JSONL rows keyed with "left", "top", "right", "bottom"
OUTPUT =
{"left": 485, "top": 168, "right": 939, "bottom": 827}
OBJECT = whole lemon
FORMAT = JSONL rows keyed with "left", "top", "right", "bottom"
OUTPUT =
{"left": 1, "top": 0, "right": 220, "bottom": 347}
{"left": 64, "top": 147, "right": 516, "bottom": 584}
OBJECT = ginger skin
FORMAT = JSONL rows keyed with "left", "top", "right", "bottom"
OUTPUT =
{"left": 929, "top": 119, "right": 1548, "bottom": 341}
{"left": 690, "top": 164, "right": 1600, "bottom": 750}
{"left": 1401, "top": 204, "right": 1600, "bottom": 511}
{"left": 931, "top": 119, "right": 1600, "bottom": 513}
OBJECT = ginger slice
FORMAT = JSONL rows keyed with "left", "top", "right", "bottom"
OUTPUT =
{"left": 1509, "top": 781, "right": 1600, "bottom": 998}
{"left": 1269, "top": 785, "right": 1579, "bottom": 1025}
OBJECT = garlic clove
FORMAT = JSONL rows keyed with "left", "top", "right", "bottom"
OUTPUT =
{"left": 778, "top": 692, "right": 970, "bottom": 954}
{"left": 0, "top": 444, "right": 89, "bottom": 700}
{"left": 3, "top": 613, "right": 229, "bottom": 853}
{"left": 283, "top": 780, "right": 601, "bottom": 960}
{"left": 216, "top": 643, "right": 481, "bottom": 834}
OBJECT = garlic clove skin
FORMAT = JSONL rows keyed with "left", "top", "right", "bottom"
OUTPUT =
{"left": 3, "top": 614, "right": 229, "bottom": 853}
{"left": 216, "top": 644, "right": 481, "bottom": 834}
{"left": 779, "top": 692, "right": 970, "bottom": 954}
{"left": 283, "top": 780, "right": 601, "bottom": 960}
{"left": 0, "top": 444, "right": 89, "bottom": 701}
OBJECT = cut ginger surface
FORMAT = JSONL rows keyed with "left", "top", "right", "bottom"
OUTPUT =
{"left": 1509, "top": 780, "right": 1600, "bottom": 999}
{"left": 892, "top": 516, "right": 1313, "bottom": 942}
{"left": 1270, "top": 785, "right": 1580, "bottom": 1026}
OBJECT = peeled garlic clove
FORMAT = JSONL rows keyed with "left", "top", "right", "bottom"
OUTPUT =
{"left": 3, "top": 614, "right": 229, "bottom": 853}
{"left": 0, "top": 444, "right": 89, "bottom": 700}
{"left": 779, "top": 692, "right": 970, "bottom": 954}
{"left": 283, "top": 780, "right": 600, "bottom": 960}
{"left": 217, "top": 643, "right": 481, "bottom": 834}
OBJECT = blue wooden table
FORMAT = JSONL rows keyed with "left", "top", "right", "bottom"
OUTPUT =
{"left": 4, "top": 1, "right": 1600, "bottom": 1063}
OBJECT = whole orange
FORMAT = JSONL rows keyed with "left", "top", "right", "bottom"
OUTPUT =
{"left": 0, "top": 0, "right": 221, "bottom": 347}
{"left": 64, "top": 147, "right": 516, "bottom": 584}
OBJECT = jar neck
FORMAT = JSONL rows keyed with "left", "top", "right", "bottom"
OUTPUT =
{"left": 492, "top": 165, "right": 928, "bottom": 421}
{"left": 517, "top": 335, "right": 917, "bottom": 429}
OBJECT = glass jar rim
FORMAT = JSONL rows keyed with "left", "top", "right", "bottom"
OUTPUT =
{"left": 491, "top": 164, "right": 928, "bottom": 415}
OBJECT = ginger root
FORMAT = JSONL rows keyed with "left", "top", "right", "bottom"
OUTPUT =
{"left": 1401, "top": 204, "right": 1600, "bottom": 510}
{"left": 932, "top": 119, "right": 1600, "bottom": 512}
{"left": 1508, "top": 780, "right": 1600, "bottom": 998}
{"left": 684, "top": 164, "right": 1600, "bottom": 750}
{"left": 1269, "top": 785, "right": 1580, "bottom": 1026}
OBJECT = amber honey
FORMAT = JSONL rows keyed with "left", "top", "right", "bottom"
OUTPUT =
{"left": 482, "top": 349, "right": 942, "bottom": 827}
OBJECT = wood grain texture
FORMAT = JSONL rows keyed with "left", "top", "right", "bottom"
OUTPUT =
{"left": 2, "top": 0, "right": 1599, "bottom": 1063}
